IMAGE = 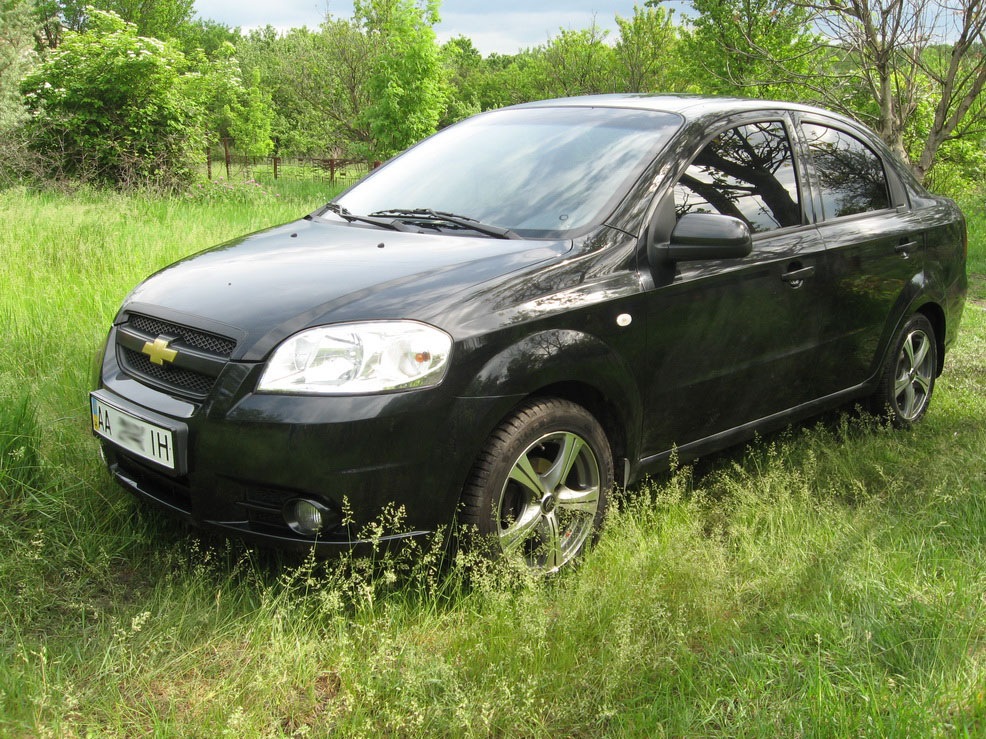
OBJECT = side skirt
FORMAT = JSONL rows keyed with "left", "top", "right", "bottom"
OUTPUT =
{"left": 632, "top": 381, "right": 873, "bottom": 481}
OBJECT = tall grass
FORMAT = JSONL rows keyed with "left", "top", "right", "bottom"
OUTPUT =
{"left": 958, "top": 191, "right": 986, "bottom": 300}
{"left": 0, "top": 184, "right": 984, "bottom": 736}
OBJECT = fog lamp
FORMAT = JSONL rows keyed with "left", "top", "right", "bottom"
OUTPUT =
{"left": 283, "top": 498, "right": 335, "bottom": 536}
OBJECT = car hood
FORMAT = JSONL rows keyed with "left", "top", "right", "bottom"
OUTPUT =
{"left": 121, "top": 216, "right": 571, "bottom": 361}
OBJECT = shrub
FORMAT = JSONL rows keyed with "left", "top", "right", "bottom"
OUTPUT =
{"left": 19, "top": 10, "right": 202, "bottom": 190}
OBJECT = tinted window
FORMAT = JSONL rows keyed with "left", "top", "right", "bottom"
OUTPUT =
{"left": 336, "top": 107, "right": 682, "bottom": 237}
{"left": 673, "top": 121, "right": 801, "bottom": 234}
{"left": 802, "top": 123, "right": 890, "bottom": 219}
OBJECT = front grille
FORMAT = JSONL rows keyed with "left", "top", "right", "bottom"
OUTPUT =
{"left": 116, "top": 450, "right": 192, "bottom": 512}
{"left": 121, "top": 347, "right": 216, "bottom": 396}
{"left": 129, "top": 314, "right": 236, "bottom": 356}
{"left": 116, "top": 313, "right": 236, "bottom": 399}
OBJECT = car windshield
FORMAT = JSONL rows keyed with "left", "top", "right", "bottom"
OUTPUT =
{"left": 332, "top": 106, "right": 682, "bottom": 238}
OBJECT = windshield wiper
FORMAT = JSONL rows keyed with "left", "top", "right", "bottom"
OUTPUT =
{"left": 321, "top": 203, "right": 417, "bottom": 233}
{"left": 369, "top": 208, "right": 520, "bottom": 240}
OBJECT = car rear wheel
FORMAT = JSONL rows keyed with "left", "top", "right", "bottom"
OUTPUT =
{"left": 459, "top": 398, "right": 613, "bottom": 573}
{"left": 872, "top": 313, "right": 937, "bottom": 427}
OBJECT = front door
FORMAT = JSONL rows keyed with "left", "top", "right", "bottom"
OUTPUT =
{"left": 638, "top": 118, "right": 829, "bottom": 458}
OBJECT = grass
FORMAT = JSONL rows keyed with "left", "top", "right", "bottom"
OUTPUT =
{"left": 957, "top": 191, "right": 986, "bottom": 303}
{"left": 1, "top": 182, "right": 984, "bottom": 736}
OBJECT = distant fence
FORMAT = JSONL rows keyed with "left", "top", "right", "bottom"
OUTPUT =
{"left": 206, "top": 143, "right": 380, "bottom": 186}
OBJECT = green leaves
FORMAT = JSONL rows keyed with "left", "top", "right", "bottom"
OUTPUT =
{"left": 0, "top": 0, "right": 36, "bottom": 130}
{"left": 19, "top": 9, "right": 274, "bottom": 188}
{"left": 354, "top": 0, "right": 446, "bottom": 160}
{"left": 20, "top": 10, "right": 198, "bottom": 187}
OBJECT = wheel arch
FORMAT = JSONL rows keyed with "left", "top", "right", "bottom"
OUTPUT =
{"left": 519, "top": 381, "right": 630, "bottom": 485}
{"left": 915, "top": 301, "right": 946, "bottom": 376}
{"left": 457, "top": 328, "right": 642, "bottom": 485}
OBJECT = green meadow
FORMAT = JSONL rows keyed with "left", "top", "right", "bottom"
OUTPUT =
{"left": 1, "top": 181, "right": 983, "bottom": 736}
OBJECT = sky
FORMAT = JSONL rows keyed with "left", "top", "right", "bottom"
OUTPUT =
{"left": 191, "top": 1, "right": 645, "bottom": 55}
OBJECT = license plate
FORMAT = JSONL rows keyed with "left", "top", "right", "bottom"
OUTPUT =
{"left": 90, "top": 394, "right": 177, "bottom": 471}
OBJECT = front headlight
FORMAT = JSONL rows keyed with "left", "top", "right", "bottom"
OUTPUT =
{"left": 257, "top": 321, "right": 453, "bottom": 395}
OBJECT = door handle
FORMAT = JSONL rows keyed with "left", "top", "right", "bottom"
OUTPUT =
{"left": 781, "top": 266, "right": 815, "bottom": 283}
{"left": 895, "top": 240, "right": 919, "bottom": 256}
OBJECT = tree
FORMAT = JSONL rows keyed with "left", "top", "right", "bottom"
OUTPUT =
{"left": 20, "top": 9, "right": 201, "bottom": 187}
{"left": 468, "top": 25, "right": 619, "bottom": 110}
{"left": 237, "top": 22, "right": 377, "bottom": 155}
{"left": 99, "top": 0, "right": 193, "bottom": 39}
{"left": 613, "top": 3, "right": 682, "bottom": 92}
{"left": 540, "top": 23, "right": 616, "bottom": 96}
{"left": 803, "top": 0, "right": 986, "bottom": 181}
{"left": 184, "top": 42, "right": 275, "bottom": 155}
{"left": 32, "top": 0, "right": 194, "bottom": 47}
{"left": 679, "top": 0, "right": 986, "bottom": 183}
{"left": 172, "top": 17, "right": 239, "bottom": 56}
{"left": 1, "top": 0, "right": 36, "bottom": 129}
{"left": 472, "top": 49, "right": 550, "bottom": 109}
{"left": 354, "top": 0, "right": 446, "bottom": 159}
{"left": 673, "top": 0, "right": 827, "bottom": 98}
{"left": 32, "top": 0, "right": 85, "bottom": 48}
{"left": 440, "top": 35, "right": 483, "bottom": 126}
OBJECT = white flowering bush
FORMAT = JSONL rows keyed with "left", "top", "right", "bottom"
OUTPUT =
{"left": 19, "top": 9, "right": 202, "bottom": 189}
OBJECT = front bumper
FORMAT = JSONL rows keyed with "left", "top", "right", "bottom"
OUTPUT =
{"left": 93, "top": 327, "right": 513, "bottom": 553}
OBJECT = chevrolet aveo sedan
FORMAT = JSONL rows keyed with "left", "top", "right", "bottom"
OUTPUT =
{"left": 91, "top": 94, "right": 967, "bottom": 572}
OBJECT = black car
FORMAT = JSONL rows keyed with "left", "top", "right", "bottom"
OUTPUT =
{"left": 91, "top": 94, "right": 967, "bottom": 572}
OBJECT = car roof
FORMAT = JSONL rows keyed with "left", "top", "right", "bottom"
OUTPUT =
{"left": 512, "top": 93, "right": 856, "bottom": 127}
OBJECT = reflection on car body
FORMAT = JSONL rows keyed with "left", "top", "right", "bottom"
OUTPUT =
{"left": 90, "top": 94, "right": 967, "bottom": 573}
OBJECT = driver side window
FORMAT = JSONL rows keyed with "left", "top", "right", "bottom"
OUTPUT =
{"left": 673, "top": 121, "right": 802, "bottom": 234}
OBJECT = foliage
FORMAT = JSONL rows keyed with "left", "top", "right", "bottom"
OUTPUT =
{"left": 674, "top": 0, "right": 829, "bottom": 99}
{"left": 185, "top": 43, "right": 274, "bottom": 155}
{"left": 469, "top": 49, "right": 547, "bottom": 110}
{"left": 32, "top": 0, "right": 194, "bottom": 46}
{"left": 9, "top": 0, "right": 986, "bottom": 189}
{"left": 733, "top": 0, "right": 986, "bottom": 184}
{"left": 464, "top": 22, "right": 647, "bottom": 111}
{"left": 909, "top": 92, "right": 986, "bottom": 195}
{"left": 237, "top": 2, "right": 447, "bottom": 161}
{"left": 32, "top": 0, "right": 85, "bottom": 48}
{"left": 172, "top": 17, "right": 240, "bottom": 57}
{"left": 96, "top": 0, "right": 194, "bottom": 39}
{"left": 20, "top": 10, "right": 201, "bottom": 188}
{"left": 539, "top": 24, "right": 616, "bottom": 97}
{"left": 237, "top": 22, "right": 376, "bottom": 156}
{"left": 354, "top": 0, "right": 446, "bottom": 160}
{"left": 614, "top": 3, "right": 683, "bottom": 93}
{"left": 0, "top": 0, "right": 35, "bottom": 129}
{"left": 439, "top": 36, "right": 482, "bottom": 126}
{"left": 18, "top": 9, "right": 274, "bottom": 188}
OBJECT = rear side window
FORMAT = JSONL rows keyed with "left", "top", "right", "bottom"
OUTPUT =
{"left": 802, "top": 123, "right": 891, "bottom": 219}
{"left": 673, "top": 121, "right": 801, "bottom": 234}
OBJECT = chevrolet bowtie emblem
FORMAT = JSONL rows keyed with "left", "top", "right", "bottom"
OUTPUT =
{"left": 142, "top": 337, "right": 178, "bottom": 366}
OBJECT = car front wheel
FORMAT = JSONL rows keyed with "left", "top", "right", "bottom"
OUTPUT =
{"left": 873, "top": 313, "right": 938, "bottom": 427}
{"left": 459, "top": 398, "right": 613, "bottom": 573}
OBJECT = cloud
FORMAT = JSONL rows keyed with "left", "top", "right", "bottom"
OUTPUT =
{"left": 194, "top": 0, "right": 335, "bottom": 28}
{"left": 193, "top": 0, "right": 639, "bottom": 53}
{"left": 436, "top": 11, "right": 622, "bottom": 54}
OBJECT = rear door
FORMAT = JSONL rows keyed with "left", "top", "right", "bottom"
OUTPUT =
{"left": 797, "top": 117, "right": 925, "bottom": 395}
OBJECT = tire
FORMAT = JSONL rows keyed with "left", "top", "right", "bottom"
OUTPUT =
{"left": 872, "top": 313, "right": 938, "bottom": 427}
{"left": 460, "top": 398, "right": 613, "bottom": 573}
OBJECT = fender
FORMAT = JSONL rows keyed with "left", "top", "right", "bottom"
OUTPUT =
{"left": 457, "top": 328, "right": 644, "bottom": 466}
{"left": 871, "top": 270, "right": 949, "bottom": 382}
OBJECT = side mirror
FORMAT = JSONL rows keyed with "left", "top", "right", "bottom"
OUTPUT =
{"left": 651, "top": 213, "right": 753, "bottom": 263}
